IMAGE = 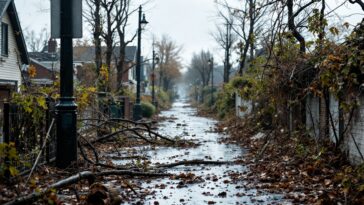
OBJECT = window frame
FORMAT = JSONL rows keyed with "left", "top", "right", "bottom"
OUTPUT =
{"left": 1, "top": 23, "right": 8, "bottom": 57}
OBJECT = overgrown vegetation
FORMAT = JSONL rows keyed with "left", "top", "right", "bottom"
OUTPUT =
{"left": 185, "top": 1, "right": 364, "bottom": 203}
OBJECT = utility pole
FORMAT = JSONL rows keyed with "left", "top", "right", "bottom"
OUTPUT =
{"left": 56, "top": 0, "right": 77, "bottom": 168}
{"left": 151, "top": 46, "right": 159, "bottom": 107}
{"left": 211, "top": 57, "right": 214, "bottom": 104}
{"left": 152, "top": 49, "right": 156, "bottom": 106}
{"left": 208, "top": 57, "right": 214, "bottom": 105}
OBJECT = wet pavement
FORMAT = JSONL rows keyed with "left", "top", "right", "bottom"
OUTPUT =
{"left": 114, "top": 100, "right": 289, "bottom": 205}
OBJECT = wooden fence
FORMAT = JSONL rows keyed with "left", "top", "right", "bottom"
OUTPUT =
{"left": 1, "top": 98, "right": 57, "bottom": 174}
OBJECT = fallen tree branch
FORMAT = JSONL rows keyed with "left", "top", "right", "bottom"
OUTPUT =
{"left": 79, "top": 135, "right": 100, "bottom": 163}
{"left": 92, "top": 128, "right": 155, "bottom": 144}
{"left": 3, "top": 170, "right": 171, "bottom": 205}
{"left": 3, "top": 171, "right": 95, "bottom": 205}
{"left": 79, "top": 118, "right": 175, "bottom": 144}
{"left": 92, "top": 127, "right": 174, "bottom": 144}
{"left": 79, "top": 118, "right": 152, "bottom": 130}
{"left": 78, "top": 141, "right": 96, "bottom": 165}
{"left": 83, "top": 118, "right": 161, "bottom": 141}
{"left": 133, "top": 127, "right": 175, "bottom": 143}
{"left": 96, "top": 170, "right": 171, "bottom": 177}
{"left": 254, "top": 130, "right": 274, "bottom": 161}
{"left": 92, "top": 160, "right": 232, "bottom": 172}
{"left": 155, "top": 160, "right": 232, "bottom": 168}
{"left": 255, "top": 140, "right": 271, "bottom": 162}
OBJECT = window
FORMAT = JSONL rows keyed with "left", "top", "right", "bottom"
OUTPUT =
{"left": 1, "top": 23, "right": 8, "bottom": 56}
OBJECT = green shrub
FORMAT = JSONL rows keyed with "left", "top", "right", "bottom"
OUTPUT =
{"left": 156, "top": 88, "right": 171, "bottom": 109}
{"left": 118, "top": 87, "right": 136, "bottom": 101}
{"left": 215, "top": 83, "right": 235, "bottom": 118}
{"left": 141, "top": 101, "right": 156, "bottom": 118}
{"left": 230, "top": 76, "right": 246, "bottom": 89}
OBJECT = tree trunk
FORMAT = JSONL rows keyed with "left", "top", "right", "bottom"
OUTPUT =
{"left": 239, "top": 0, "right": 255, "bottom": 76}
{"left": 287, "top": 0, "right": 306, "bottom": 53}
{"left": 224, "top": 23, "right": 231, "bottom": 83}
{"left": 117, "top": 35, "right": 126, "bottom": 91}
{"left": 93, "top": 0, "right": 102, "bottom": 74}
{"left": 105, "top": 11, "right": 113, "bottom": 73}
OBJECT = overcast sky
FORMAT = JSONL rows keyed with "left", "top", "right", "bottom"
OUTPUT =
{"left": 13, "top": 0, "right": 364, "bottom": 69}
{"left": 14, "top": 0, "right": 219, "bottom": 67}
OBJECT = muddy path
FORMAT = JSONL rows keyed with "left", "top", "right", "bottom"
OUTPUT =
{"left": 113, "top": 100, "right": 289, "bottom": 205}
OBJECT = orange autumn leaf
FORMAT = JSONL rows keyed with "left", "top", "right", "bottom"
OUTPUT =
{"left": 28, "top": 65, "right": 37, "bottom": 78}
{"left": 100, "top": 64, "right": 109, "bottom": 82}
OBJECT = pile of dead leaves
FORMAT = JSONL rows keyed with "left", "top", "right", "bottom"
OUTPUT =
{"left": 218, "top": 116, "right": 364, "bottom": 204}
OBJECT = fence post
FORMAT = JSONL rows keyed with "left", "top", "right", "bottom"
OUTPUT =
{"left": 120, "top": 97, "right": 125, "bottom": 119}
{"left": 45, "top": 97, "right": 51, "bottom": 163}
{"left": 3, "top": 102, "right": 10, "bottom": 179}
{"left": 129, "top": 101, "right": 134, "bottom": 120}
{"left": 9, "top": 104, "right": 18, "bottom": 146}
{"left": 3, "top": 103, "right": 9, "bottom": 144}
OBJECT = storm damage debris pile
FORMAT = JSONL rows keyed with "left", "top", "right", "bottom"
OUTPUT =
{"left": 0, "top": 117, "right": 230, "bottom": 205}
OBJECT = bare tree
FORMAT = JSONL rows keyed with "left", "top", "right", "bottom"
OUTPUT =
{"left": 212, "top": 11, "right": 236, "bottom": 83}
{"left": 100, "top": 0, "right": 118, "bottom": 74}
{"left": 156, "top": 35, "right": 183, "bottom": 92}
{"left": 85, "top": 0, "right": 102, "bottom": 74}
{"left": 188, "top": 50, "right": 213, "bottom": 87}
{"left": 224, "top": 0, "right": 268, "bottom": 75}
{"left": 24, "top": 27, "right": 49, "bottom": 52}
{"left": 114, "top": 0, "right": 137, "bottom": 90}
{"left": 349, "top": 0, "right": 364, "bottom": 11}
{"left": 85, "top": 0, "right": 137, "bottom": 92}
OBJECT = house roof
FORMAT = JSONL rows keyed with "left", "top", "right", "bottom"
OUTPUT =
{"left": 0, "top": 0, "right": 29, "bottom": 64}
{"left": 29, "top": 57, "right": 58, "bottom": 72}
{"left": 73, "top": 46, "right": 137, "bottom": 63}
{"left": 28, "top": 51, "right": 59, "bottom": 62}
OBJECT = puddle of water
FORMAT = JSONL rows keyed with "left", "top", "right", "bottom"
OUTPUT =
{"left": 113, "top": 100, "right": 290, "bottom": 204}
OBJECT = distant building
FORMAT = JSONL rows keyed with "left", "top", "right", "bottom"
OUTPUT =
{"left": 28, "top": 39, "right": 59, "bottom": 69}
{"left": 26, "top": 58, "right": 58, "bottom": 85}
{"left": 73, "top": 46, "right": 138, "bottom": 89}
{"left": 27, "top": 38, "right": 59, "bottom": 85}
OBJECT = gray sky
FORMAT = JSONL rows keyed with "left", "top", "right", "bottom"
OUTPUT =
{"left": 13, "top": 0, "right": 364, "bottom": 69}
{"left": 14, "top": 0, "right": 219, "bottom": 67}
{"left": 144, "top": 0, "right": 218, "bottom": 66}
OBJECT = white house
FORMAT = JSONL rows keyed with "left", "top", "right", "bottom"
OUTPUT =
{"left": 0, "top": 0, "right": 29, "bottom": 101}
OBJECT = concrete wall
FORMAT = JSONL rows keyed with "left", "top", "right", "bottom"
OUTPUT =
{"left": 329, "top": 94, "right": 340, "bottom": 144}
{"left": 235, "top": 93, "right": 252, "bottom": 118}
{"left": 345, "top": 96, "right": 364, "bottom": 164}
{"left": 306, "top": 94, "right": 364, "bottom": 165}
{"left": 306, "top": 95, "right": 320, "bottom": 138}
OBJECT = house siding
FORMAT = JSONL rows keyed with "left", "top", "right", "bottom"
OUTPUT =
{"left": 0, "top": 12, "right": 22, "bottom": 88}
